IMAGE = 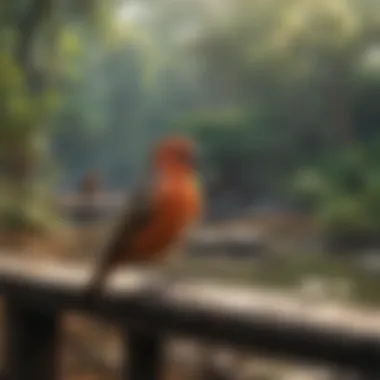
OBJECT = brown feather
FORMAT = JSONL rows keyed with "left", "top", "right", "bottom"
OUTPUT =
{"left": 84, "top": 176, "right": 155, "bottom": 300}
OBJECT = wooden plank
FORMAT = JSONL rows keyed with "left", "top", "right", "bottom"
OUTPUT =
{"left": 4, "top": 299, "right": 59, "bottom": 380}
{"left": 0, "top": 255, "right": 379, "bottom": 371}
{"left": 123, "top": 329, "right": 163, "bottom": 380}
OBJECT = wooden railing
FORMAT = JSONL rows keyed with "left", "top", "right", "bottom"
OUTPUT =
{"left": 0, "top": 255, "right": 380, "bottom": 380}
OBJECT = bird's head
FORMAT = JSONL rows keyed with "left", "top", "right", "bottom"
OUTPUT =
{"left": 154, "top": 136, "right": 197, "bottom": 174}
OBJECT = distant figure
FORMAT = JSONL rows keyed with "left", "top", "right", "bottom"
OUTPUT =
{"left": 79, "top": 171, "right": 101, "bottom": 200}
{"left": 84, "top": 136, "right": 203, "bottom": 299}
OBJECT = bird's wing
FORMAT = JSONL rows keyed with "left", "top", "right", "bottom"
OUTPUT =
{"left": 86, "top": 175, "right": 156, "bottom": 295}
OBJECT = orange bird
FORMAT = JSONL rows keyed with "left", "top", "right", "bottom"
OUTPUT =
{"left": 85, "top": 136, "right": 202, "bottom": 298}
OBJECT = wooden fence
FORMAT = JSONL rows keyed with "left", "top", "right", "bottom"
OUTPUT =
{"left": 0, "top": 255, "right": 380, "bottom": 380}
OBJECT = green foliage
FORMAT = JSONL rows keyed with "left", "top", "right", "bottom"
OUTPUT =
{"left": 292, "top": 169, "right": 332, "bottom": 211}
{"left": 0, "top": 203, "right": 55, "bottom": 234}
{"left": 0, "top": 0, "right": 122, "bottom": 234}
{"left": 0, "top": 180, "right": 59, "bottom": 234}
{"left": 1, "top": 0, "right": 379, "bottom": 243}
{"left": 180, "top": 109, "right": 268, "bottom": 196}
{"left": 293, "top": 144, "right": 380, "bottom": 247}
{"left": 0, "top": 51, "right": 59, "bottom": 141}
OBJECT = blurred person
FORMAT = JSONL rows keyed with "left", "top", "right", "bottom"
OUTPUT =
{"left": 79, "top": 171, "right": 101, "bottom": 198}
{"left": 84, "top": 136, "right": 202, "bottom": 299}
{"left": 77, "top": 170, "right": 102, "bottom": 218}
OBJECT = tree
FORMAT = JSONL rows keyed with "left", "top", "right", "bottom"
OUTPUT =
{"left": 189, "top": 0, "right": 380, "bottom": 145}
{"left": 0, "top": 0, "right": 120, "bottom": 233}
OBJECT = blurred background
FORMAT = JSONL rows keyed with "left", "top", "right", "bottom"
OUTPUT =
{"left": 0, "top": 0, "right": 379, "bottom": 379}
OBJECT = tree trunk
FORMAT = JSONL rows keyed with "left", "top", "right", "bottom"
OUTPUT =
{"left": 2, "top": 0, "right": 55, "bottom": 232}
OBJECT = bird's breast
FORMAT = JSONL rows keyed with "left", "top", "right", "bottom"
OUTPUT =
{"left": 131, "top": 178, "right": 201, "bottom": 261}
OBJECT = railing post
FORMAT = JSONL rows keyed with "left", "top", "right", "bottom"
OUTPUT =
{"left": 4, "top": 299, "right": 60, "bottom": 380}
{"left": 122, "top": 328, "right": 164, "bottom": 380}
{"left": 347, "top": 370, "right": 380, "bottom": 380}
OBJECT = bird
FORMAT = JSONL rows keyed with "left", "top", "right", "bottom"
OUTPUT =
{"left": 84, "top": 136, "right": 202, "bottom": 300}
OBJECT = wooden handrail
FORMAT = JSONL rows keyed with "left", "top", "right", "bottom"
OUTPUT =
{"left": 0, "top": 255, "right": 380, "bottom": 379}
